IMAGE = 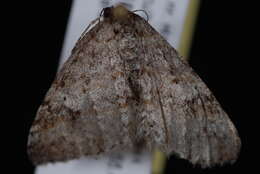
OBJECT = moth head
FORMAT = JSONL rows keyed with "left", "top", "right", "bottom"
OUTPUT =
{"left": 103, "top": 4, "right": 130, "bottom": 23}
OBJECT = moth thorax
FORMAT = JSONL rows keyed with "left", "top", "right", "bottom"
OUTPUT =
{"left": 104, "top": 4, "right": 130, "bottom": 23}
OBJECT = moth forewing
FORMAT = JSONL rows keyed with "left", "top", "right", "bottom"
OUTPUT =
{"left": 28, "top": 5, "right": 241, "bottom": 168}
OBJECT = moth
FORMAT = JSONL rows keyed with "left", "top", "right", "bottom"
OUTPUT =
{"left": 28, "top": 4, "right": 241, "bottom": 168}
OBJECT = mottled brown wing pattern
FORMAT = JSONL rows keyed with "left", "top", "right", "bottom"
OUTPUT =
{"left": 130, "top": 15, "right": 241, "bottom": 167}
{"left": 28, "top": 6, "right": 240, "bottom": 168}
{"left": 28, "top": 21, "right": 138, "bottom": 164}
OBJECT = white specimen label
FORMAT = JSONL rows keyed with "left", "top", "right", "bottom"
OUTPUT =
{"left": 36, "top": 152, "right": 151, "bottom": 174}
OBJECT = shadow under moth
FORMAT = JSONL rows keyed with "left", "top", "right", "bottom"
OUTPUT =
{"left": 28, "top": 4, "right": 241, "bottom": 168}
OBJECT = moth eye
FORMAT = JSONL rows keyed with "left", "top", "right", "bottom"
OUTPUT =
{"left": 103, "top": 7, "right": 112, "bottom": 18}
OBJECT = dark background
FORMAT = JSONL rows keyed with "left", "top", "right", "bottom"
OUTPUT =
{"left": 4, "top": 1, "right": 254, "bottom": 173}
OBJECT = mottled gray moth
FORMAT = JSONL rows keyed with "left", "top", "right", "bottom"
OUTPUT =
{"left": 28, "top": 4, "right": 241, "bottom": 168}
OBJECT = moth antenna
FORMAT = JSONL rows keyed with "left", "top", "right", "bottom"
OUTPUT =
{"left": 100, "top": 8, "right": 105, "bottom": 17}
{"left": 99, "top": 7, "right": 106, "bottom": 21}
{"left": 77, "top": 6, "right": 112, "bottom": 44}
{"left": 77, "top": 17, "right": 100, "bottom": 42}
{"left": 132, "top": 9, "right": 149, "bottom": 21}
